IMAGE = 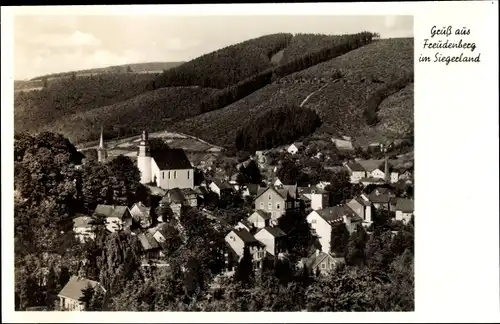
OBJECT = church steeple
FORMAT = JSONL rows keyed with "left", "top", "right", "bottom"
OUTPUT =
{"left": 98, "top": 126, "right": 108, "bottom": 163}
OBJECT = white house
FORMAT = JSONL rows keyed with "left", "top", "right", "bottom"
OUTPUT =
{"left": 307, "top": 206, "right": 362, "bottom": 254}
{"left": 254, "top": 226, "right": 287, "bottom": 256}
{"left": 209, "top": 179, "right": 233, "bottom": 197}
{"left": 395, "top": 198, "right": 414, "bottom": 224}
{"left": 344, "top": 162, "right": 367, "bottom": 184}
{"left": 286, "top": 142, "right": 304, "bottom": 155}
{"left": 346, "top": 196, "right": 373, "bottom": 227}
{"left": 129, "top": 202, "right": 152, "bottom": 229}
{"left": 93, "top": 205, "right": 132, "bottom": 233}
{"left": 247, "top": 210, "right": 271, "bottom": 229}
{"left": 72, "top": 216, "right": 95, "bottom": 243}
{"left": 300, "top": 250, "right": 345, "bottom": 275}
{"left": 58, "top": 276, "right": 105, "bottom": 312}
{"left": 136, "top": 130, "right": 194, "bottom": 190}
{"left": 331, "top": 137, "right": 354, "bottom": 151}
{"left": 298, "top": 186, "right": 328, "bottom": 210}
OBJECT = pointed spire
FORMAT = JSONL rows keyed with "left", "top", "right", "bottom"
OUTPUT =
{"left": 99, "top": 126, "right": 105, "bottom": 150}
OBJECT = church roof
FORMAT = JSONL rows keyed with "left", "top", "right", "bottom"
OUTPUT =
{"left": 151, "top": 149, "right": 192, "bottom": 170}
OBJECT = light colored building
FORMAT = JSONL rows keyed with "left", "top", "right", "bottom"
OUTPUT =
{"left": 224, "top": 228, "right": 267, "bottom": 271}
{"left": 307, "top": 206, "right": 362, "bottom": 253}
{"left": 93, "top": 205, "right": 132, "bottom": 233}
{"left": 247, "top": 210, "right": 271, "bottom": 229}
{"left": 367, "top": 187, "right": 396, "bottom": 210}
{"left": 97, "top": 127, "right": 108, "bottom": 163}
{"left": 286, "top": 142, "right": 304, "bottom": 155}
{"left": 209, "top": 180, "right": 234, "bottom": 198}
{"left": 137, "top": 130, "right": 194, "bottom": 190}
{"left": 72, "top": 216, "right": 95, "bottom": 243}
{"left": 346, "top": 196, "right": 373, "bottom": 227}
{"left": 395, "top": 198, "right": 414, "bottom": 224}
{"left": 300, "top": 250, "right": 345, "bottom": 275}
{"left": 254, "top": 226, "right": 287, "bottom": 257}
{"left": 345, "top": 162, "right": 367, "bottom": 184}
{"left": 253, "top": 186, "right": 300, "bottom": 223}
{"left": 129, "top": 202, "right": 152, "bottom": 229}
{"left": 298, "top": 186, "right": 328, "bottom": 210}
{"left": 57, "top": 276, "right": 105, "bottom": 312}
{"left": 331, "top": 137, "right": 354, "bottom": 151}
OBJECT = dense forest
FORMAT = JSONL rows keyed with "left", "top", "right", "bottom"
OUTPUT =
{"left": 147, "top": 33, "right": 293, "bottom": 90}
{"left": 235, "top": 104, "right": 322, "bottom": 151}
{"left": 14, "top": 73, "right": 158, "bottom": 135}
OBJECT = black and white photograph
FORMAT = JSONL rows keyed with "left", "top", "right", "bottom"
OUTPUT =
{"left": 11, "top": 12, "right": 415, "bottom": 313}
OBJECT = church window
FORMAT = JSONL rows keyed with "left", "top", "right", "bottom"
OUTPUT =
{"left": 162, "top": 172, "right": 164, "bottom": 179}
{"left": 187, "top": 171, "right": 190, "bottom": 179}
{"left": 168, "top": 172, "right": 171, "bottom": 179}
{"left": 174, "top": 171, "right": 177, "bottom": 179}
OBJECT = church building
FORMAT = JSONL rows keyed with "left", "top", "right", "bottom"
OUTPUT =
{"left": 137, "top": 130, "right": 194, "bottom": 190}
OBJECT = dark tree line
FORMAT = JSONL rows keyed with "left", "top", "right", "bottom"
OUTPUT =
{"left": 235, "top": 104, "right": 322, "bottom": 151}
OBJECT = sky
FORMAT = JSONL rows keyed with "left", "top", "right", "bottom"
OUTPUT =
{"left": 13, "top": 15, "right": 413, "bottom": 80}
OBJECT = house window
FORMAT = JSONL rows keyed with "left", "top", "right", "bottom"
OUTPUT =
{"left": 311, "top": 219, "right": 316, "bottom": 224}
{"left": 260, "top": 202, "right": 264, "bottom": 209}
{"left": 321, "top": 263, "right": 326, "bottom": 269}
{"left": 276, "top": 203, "right": 281, "bottom": 209}
{"left": 174, "top": 171, "right": 177, "bottom": 179}
{"left": 268, "top": 194, "right": 272, "bottom": 200}
{"left": 268, "top": 202, "right": 272, "bottom": 209}
{"left": 168, "top": 172, "right": 171, "bottom": 179}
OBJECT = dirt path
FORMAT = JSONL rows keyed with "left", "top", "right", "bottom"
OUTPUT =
{"left": 299, "top": 83, "right": 329, "bottom": 107}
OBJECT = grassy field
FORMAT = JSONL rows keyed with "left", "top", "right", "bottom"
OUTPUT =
{"left": 170, "top": 38, "right": 414, "bottom": 148}
{"left": 44, "top": 86, "right": 219, "bottom": 144}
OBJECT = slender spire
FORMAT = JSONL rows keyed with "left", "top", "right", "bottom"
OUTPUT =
{"left": 99, "top": 126, "right": 105, "bottom": 150}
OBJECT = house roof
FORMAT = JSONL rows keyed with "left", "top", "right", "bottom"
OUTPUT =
{"left": 58, "top": 276, "right": 102, "bottom": 301}
{"left": 73, "top": 216, "right": 93, "bottom": 228}
{"left": 166, "top": 188, "right": 186, "bottom": 204}
{"left": 298, "top": 186, "right": 326, "bottom": 195}
{"left": 137, "top": 232, "right": 160, "bottom": 251}
{"left": 255, "top": 186, "right": 290, "bottom": 201}
{"left": 368, "top": 187, "right": 394, "bottom": 203}
{"left": 346, "top": 162, "right": 366, "bottom": 172}
{"left": 232, "top": 229, "right": 259, "bottom": 245}
{"left": 181, "top": 188, "right": 198, "bottom": 196}
{"left": 290, "top": 142, "right": 304, "bottom": 149}
{"left": 212, "top": 179, "right": 233, "bottom": 190}
{"left": 396, "top": 198, "right": 414, "bottom": 213}
{"left": 315, "top": 206, "right": 361, "bottom": 223}
{"left": 304, "top": 251, "right": 345, "bottom": 270}
{"left": 132, "top": 202, "right": 151, "bottom": 216}
{"left": 251, "top": 209, "right": 271, "bottom": 220}
{"left": 195, "top": 186, "right": 209, "bottom": 196}
{"left": 93, "top": 205, "right": 129, "bottom": 219}
{"left": 352, "top": 196, "right": 372, "bottom": 207}
{"left": 357, "top": 159, "right": 384, "bottom": 173}
{"left": 360, "top": 177, "right": 386, "bottom": 183}
{"left": 151, "top": 149, "right": 192, "bottom": 170}
{"left": 258, "top": 226, "right": 286, "bottom": 238}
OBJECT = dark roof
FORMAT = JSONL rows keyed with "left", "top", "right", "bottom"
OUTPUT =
{"left": 357, "top": 159, "right": 384, "bottom": 173}
{"left": 396, "top": 198, "right": 414, "bottom": 213}
{"left": 251, "top": 210, "right": 271, "bottom": 220}
{"left": 93, "top": 205, "right": 129, "bottom": 219}
{"left": 298, "top": 186, "right": 326, "bottom": 195}
{"left": 58, "top": 276, "right": 102, "bottom": 300}
{"left": 368, "top": 187, "right": 394, "bottom": 203}
{"left": 352, "top": 196, "right": 372, "bottom": 207}
{"left": 181, "top": 188, "right": 197, "bottom": 196}
{"left": 73, "top": 216, "right": 93, "bottom": 228}
{"left": 137, "top": 232, "right": 160, "bottom": 251}
{"left": 166, "top": 188, "right": 186, "bottom": 204}
{"left": 247, "top": 184, "right": 260, "bottom": 195}
{"left": 195, "top": 186, "right": 209, "bottom": 196}
{"left": 232, "top": 228, "right": 259, "bottom": 245}
{"left": 212, "top": 180, "right": 233, "bottom": 190}
{"left": 255, "top": 186, "right": 290, "bottom": 201}
{"left": 258, "top": 226, "right": 286, "bottom": 238}
{"left": 315, "top": 206, "right": 361, "bottom": 223}
{"left": 360, "top": 177, "right": 385, "bottom": 183}
{"left": 151, "top": 148, "right": 192, "bottom": 170}
{"left": 346, "top": 162, "right": 366, "bottom": 172}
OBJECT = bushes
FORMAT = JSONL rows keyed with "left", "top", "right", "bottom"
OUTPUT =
{"left": 235, "top": 104, "right": 321, "bottom": 151}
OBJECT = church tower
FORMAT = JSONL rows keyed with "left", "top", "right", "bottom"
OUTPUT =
{"left": 137, "top": 130, "right": 152, "bottom": 184}
{"left": 97, "top": 126, "right": 108, "bottom": 163}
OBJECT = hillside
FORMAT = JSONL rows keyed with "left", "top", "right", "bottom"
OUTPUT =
{"left": 14, "top": 73, "right": 159, "bottom": 134}
{"left": 44, "top": 86, "right": 219, "bottom": 144}
{"left": 149, "top": 33, "right": 293, "bottom": 89}
{"left": 29, "top": 62, "right": 184, "bottom": 81}
{"left": 277, "top": 33, "right": 348, "bottom": 64}
{"left": 170, "top": 38, "right": 414, "bottom": 149}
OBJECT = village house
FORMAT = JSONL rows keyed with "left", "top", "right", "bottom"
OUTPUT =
{"left": 72, "top": 215, "right": 95, "bottom": 243}
{"left": 137, "top": 232, "right": 162, "bottom": 260}
{"left": 159, "top": 188, "right": 192, "bottom": 220}
{"left": 307, "top": 206, "right": 363, "bottom": 253}
{"left": 129, "top": 202, "right": 152, "bottom": 229}
{"left": 367, "top": 187, "right": 396, "bottom": 210}
{"left": 224, "top": 228, "right": 267, "bottom": 272}
{"left": 57, "top": 276, "right": 105, "bottom": 312}
{"left": 209, "top": 179, "right": 234, "bottom": 198}
{"left": 180, "top": 188, "right": 198, "bottom": 207}
{"left": 346, "top": 196, "right": 373, "bottom": 227}
{"left": 247, "top": 210, "right": 271, "bottom": 229}
{"left": 316, "top": 181, "right": 331, "bottom": 190}
{"left": 395, "top": 198, "right": 414, "bottom": 224}
{"left": 298, "top": 186, "right": 329, "bottom": 210}
{"left": 254, "top": 185, "right": 301, "bottom": 223}
{"left": 254, "top": 226, "right": 287, "bottom": 257}
{"left": 93, "top": 204, "right": 132, "bottom": 233}
{"left": 331, "top": 136, "right": 354, "bottom": 151}
{"left": 234, "top": 219, "right": 255, "bottom": 232}
{"left": 300, "top": 250, "right": 345, "bottom": 276}
{"left": 240, "top": 183, "right": 260, "bottom": 198}
{"left": 149, "top": 223, "right": 179, "bottom": 251}
{"left": 345, "top": 162, "right": 367, "bottom": 184}
{"left": 135, "top": 130, "right": 194, "bottom": 190}
{"left": 286, "top": 142, "right": 304, "bottom": 155}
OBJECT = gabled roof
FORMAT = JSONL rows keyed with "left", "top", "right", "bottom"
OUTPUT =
{"left": 137, "top": 232, "right": 160, "bottom": 251}
{"left": 131, "top": 202, "right": 151, "bottom": 216}
{"left": 396, "top": 198, "right": 414, "bottom": 213}
{"left": 290, "top": 142, "right": 304, "bottom": 149}
{"left": 180, "top": 188, "right": 198, "bottom": 196}
{"left": 166, "top": 188, "right": 186, "bottom": 204}
{"left": 211, "top": 179, "right": 233, "bottom": 190}
{"left": 93, "top": 205, "right": 129, "bottom": 219}
{"left": 346, "top": 162, "right": 366, "bottom": 172}
{"left": 195, "top": 186, "right": 209, "bottom": 196}
{"left": 151, "top": 149, "right": 192, "bottom": 170}
{"left": 250, "top": 210, "right": 271, "bottom": 220}
{"left": 368, "top": 187, "right": 394, "bottom": 203}
{"left": 357, "top": 159, "right": 384, "bottom": 173}
{"left": 304, "top": 252, "right": 345, "bottom": 270}
{"left": 232, "top": 228, "right": 259, "bottom": 245}
{"left": 255, "top": 186, "right": 291, "bottom": 201}
{"left": 257, "top": 226, "right": 286, "bottom": 238}
{"left": 315, "top": 206, "right": 361, "bottom": 223}
{"left": 73, "top": 216, "right": 93, "bottom": 228}
{"left": 350, "top": 196, "right": 372, "bottom": 207}
{"left": 58, "top": 276, "right": 103, "bottom": 301}
{"left": 298, "top": 186, "right": 326, "bottom": 195}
